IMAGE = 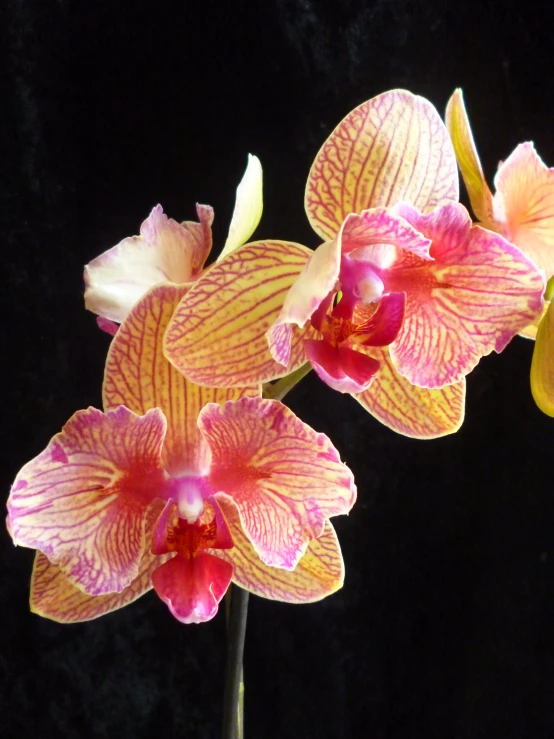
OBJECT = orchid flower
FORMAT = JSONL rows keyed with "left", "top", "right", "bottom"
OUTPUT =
{"left": 163, "top": 90, "right": 544, "bottom": 439}
{"left": 84, "top": 154, "right": 263, "bottom": 333}
{"left": 446, "top": 90, "right": 554, "bottom": 417}
{"left": 7, "top": 283, "right": 355, "bottom": 624}
{"left": 446, "top": 89, "right": 554, "bottom": 339}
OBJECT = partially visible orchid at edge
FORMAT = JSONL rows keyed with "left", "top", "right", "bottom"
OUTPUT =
{"left": 84, "top": 153, "right": 264, "bottom": 333}
{"left": 446, "top": 89, "right": 554, "bottom": 416}
{"left": 163, "top": 90, "right": 545, "bottom": 439}
{"left": 7, "top": 282, "right": 355, "bottom": 624}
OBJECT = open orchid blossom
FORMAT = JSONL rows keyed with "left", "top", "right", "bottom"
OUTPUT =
{"left": 446, "top": 89, "right": 554, "bottom": 339}
{"left": 269, "top": 201, "right": 544, "bottom": 391}
{"left": 84, "top": 154, "right": 263, "bottom": 332}
{"left": 7, "top": 283, "right": 354, "bottom": 625}
{"left": 164, "top": 90, "right": 544, "bottom": 439}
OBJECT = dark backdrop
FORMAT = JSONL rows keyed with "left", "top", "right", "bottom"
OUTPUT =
{"left": 4, "top": 1, "right": 554, "bottom": 737}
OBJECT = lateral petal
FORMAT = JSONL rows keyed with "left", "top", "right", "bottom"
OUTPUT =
{"left": 355, "top": 349, "right": 466, "bottom": 438}
{"left": 7, "top": 406, "right": 168, "bottom": 595}
{"left": 84, "top": 204, "right": 213, "bottom": 323}
{"left": 199, "top": 396, "right": 356, "bottom": 570}
{"left": 219, "top": 154, "right": 263, "bottom": 261}
{"left": 151, "top": 552, "right": 233, "bottom": 624}
{"left": 531, "top": 299, "right": 554, "bottom": 416}
{"left": 494, "top": 142, "right": 554, "bottom": 279}
{"left": 164, "top": 241, "right": 314, "bottom": 387}
{"left": 306, "top": 89, "right": 458, "bottom": 240}
{"left": 103, "top": 283, "right": 258, "bottom": 476}
{"left": 445, "top": 89, "right": 495, "bottom": 225}
{"left": 30, "top": 502, "right": 172, "bottom": 623}
{"left": 211, "top": 497, "right": 344, "bottom": 603}
{"left": 390, "top": 203, "right": 545, "bottom": 387}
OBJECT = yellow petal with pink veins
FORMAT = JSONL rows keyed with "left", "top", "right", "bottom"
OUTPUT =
{"left": 445, "top": 89, "right": 495, "bottom": 226}
{"left": 103, "top": 283, "right": 259, "bottom": 475}
{"left": 494, "top": 143, "right": 554, "bottom": 280}
{"left": 306, "top": 89, "right": 458, "bottom": 241}
{"left": 30, "top": 502, "right": 173, "bottom": 623}
{"left": 164, "top": 241, "right": 315, "bottom": 388}
{"left": 354, "top": 348, "right": 465, "bottom": 438}
{"left": 211, "top": 497, "right": 345, "bottom": 603}
{"left": 531, "top": 299, "right": 554, "bottom": 416}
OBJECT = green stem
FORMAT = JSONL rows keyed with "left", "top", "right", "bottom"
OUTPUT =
{"left": 221, "top": 362, "right": 312, "bottom": 738}
{"left": 262, "top": 362, "right": 312, "bottom": 401}
{"left": 222, "top": 586, "right": 249, "bottom": 739}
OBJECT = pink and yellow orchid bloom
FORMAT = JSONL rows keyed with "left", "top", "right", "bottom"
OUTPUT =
{"left": 446, "top": 89, "right": 554, "bottom": 339}
{"left": 164, "top": 90, "right": 544, "bottom": 439}
{"left": 7, "top": 283, "right": 355, "bottom": 624}
{"left": 84, "top": 154, "right": 263, "bottom": 332}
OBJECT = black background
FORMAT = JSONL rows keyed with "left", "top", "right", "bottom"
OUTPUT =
{"left": 4, "top": 1, "right": 554, "bottom": 737}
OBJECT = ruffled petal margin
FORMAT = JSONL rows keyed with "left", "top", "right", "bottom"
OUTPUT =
{"left": 198, "top": 396, "right": 356, "bottom": 569}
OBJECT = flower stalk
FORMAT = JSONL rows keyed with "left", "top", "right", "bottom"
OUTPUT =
{"left": 222, "top": 586, "right": 249, "bottom": 739}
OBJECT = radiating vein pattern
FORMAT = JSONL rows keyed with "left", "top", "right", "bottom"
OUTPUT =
{"left": 164, "top": 241, "right": 315, "bottom": 387}
{"left": 306, "top": 89, "right": 459, "bottom": 240}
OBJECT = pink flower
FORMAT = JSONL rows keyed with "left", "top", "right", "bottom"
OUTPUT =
{"left": 164, "top": 91, "right": 544, "bottom": 438}
{"left": 8, "top": 284, "right": 355, "bottom": 625}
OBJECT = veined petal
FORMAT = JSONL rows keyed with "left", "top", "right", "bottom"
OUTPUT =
{"left": 151, "top": 552, "right": 233, "bottom": 624}
{"left": 30, "top": 502, "right": 172, "bottom": 623}
{"left": 8, "top": 406, "right": 167, "bottom": 595}
{"left": 219, "top": 154, "right": 263, "bottom": 261}
{"left": 494, "top": 142, "right": 554, "bottom": 279}
{"left": 304, "top": 340, "right": 380, "bottom": 394}
{"left": 164, "top": 241, "right": 315, "bottom": 387}
{"left": 306, "top": 89, "right": 459, "bottom": 241}
{"left": 211, "top": 497, "right": 344, "bottom": 603}
{"left": 355, "top": 348, "right": 466, "bottom": 438}
{"left": 267, "top": 239, "right": 341, "bottom": 366}
{"left": 84, "top": 205, "right": 213, "bottom": 323}
{"left": 531, "top": 300, "right": 554, "bottom": 416}
{"left": 341, "top": 208, "right": 432, "bottom": 260}
{"left": 199, "top": 396, "right": 356, "bottom": 570}
{"left": 390, "top": 203, "right": 545, "bottom": 388}
{"left": 103, "top": 283, "right": 259, "bottom": 476}
{"left": 445, "top": 89, "right": 495, "bottom": 225}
